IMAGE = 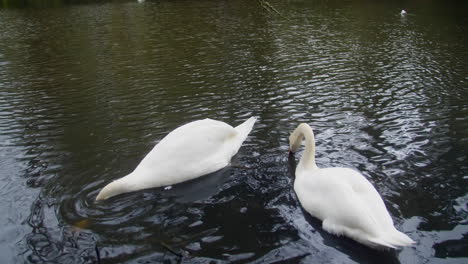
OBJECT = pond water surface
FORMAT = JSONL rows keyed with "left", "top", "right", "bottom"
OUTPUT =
{"left": 0, "top": 0, "right": 467, "bottom": 263}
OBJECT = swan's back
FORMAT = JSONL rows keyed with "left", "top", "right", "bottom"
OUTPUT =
{"left": 328, "top": 168, "right": 395, "bottom": 229}
{"left": 295, "top": 168, "right": 385, "bottom": 226}
{"left": 295, "top": 167, "right": 414, "bottom": 248}
{"left": 143, "top": 119, "right": 235, "bottom": 162}
{"left": 132, "top": 118, "right": 254, "bottom": 185}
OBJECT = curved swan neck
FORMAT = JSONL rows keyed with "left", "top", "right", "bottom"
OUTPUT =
{"left": 290, "top": 123, "right": 318, "bottom": 170}
{"left": 96, "top": 175, "right": 135, "bottom": 201}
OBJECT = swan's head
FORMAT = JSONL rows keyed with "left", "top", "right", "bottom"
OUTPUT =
{"left": 289, "top": 131, "right": 302, "bottom": 153}
{"left": 96, "top": 179, "right": 128, "bottom": 201}
{"left": 289, "top": 123, "right": 311, "bottom": 153}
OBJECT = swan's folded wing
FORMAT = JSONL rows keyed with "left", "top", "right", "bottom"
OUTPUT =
{"left": 341, "top": 169, "right": 395, "bottom": 229}
{"left": 140, "top": 120, "right": 235, "bottom": 164}
{"left": 133, "top": 119, "right": 237, "bottom": 184}
{"left": 323, "top": 182, "right": 382, "bottom": 236}
{"left": 296, "top": 172, "right": 381, "bottom": 237}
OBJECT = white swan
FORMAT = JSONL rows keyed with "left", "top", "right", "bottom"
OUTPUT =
{"left": 289, "top": 123, "right": 415, "bottom": 248}
{"left": 96, "top": 117, "right": 257, "bottom": 200}
{"left": 401, "top": 9, "right": 407, "bottom": 16}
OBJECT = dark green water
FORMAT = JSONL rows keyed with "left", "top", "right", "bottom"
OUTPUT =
{"left": 0, "top": 0, "right": 467, "bottom": 263}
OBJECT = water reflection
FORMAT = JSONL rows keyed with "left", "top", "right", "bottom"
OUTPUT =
{"left": 0, "top": 0, "right": 467, "bottom": 263}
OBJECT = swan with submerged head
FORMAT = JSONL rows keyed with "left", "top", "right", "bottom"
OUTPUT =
{"left": 96, "top": 117, "right": 257, "bottom": 201}
{"left": 289, "top": 123, "right": 414, "bottom": 249}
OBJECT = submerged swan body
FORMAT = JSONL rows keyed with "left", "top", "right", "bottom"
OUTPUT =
{"left": 96, "top": 117, "right": 257, "bottom": 200}
{"left": 289, "top": 123, "right": 414, "bottom": 248}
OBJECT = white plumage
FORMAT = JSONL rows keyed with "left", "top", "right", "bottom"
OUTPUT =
{"left": 96, "top": 117, "right": 256, "bottom": 200}
{"left": 289, "top": 123, "right": 415, "bottom": 248}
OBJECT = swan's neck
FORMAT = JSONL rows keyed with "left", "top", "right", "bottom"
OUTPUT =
{"left": 96, "top": 174, "right": 137, "bottom": 200}
{"left": 290, "top": 123, "right": 318, "bottom": 170}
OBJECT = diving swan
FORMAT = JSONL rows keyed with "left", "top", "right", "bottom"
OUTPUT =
{"left": 289, "top": 123, "right": 414, "bottom": 248}
{"left": 96, "top": 117, "right": 257, "bottom": 200}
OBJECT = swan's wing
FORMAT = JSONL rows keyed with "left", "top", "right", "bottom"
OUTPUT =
{"left": 323, "top": 172, "right": 414, "bottom": 248}
{"left": 160, "top": 119, "right": 236, "bottom": 155}
{"left": 296, "top": 168, "right": 411, "bottom": 248}
{"left": 295, "top": 170, "right": 382, "bottom": 237}
{"left": 133, "top": 119, "right": 238, "bottom": 182}
{"left": 339, "top": 168, "right": 395, "bottom": 229}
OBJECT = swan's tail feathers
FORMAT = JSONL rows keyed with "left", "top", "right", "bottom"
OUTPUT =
{"left": 368, "top": 230, "right": 415, "bottom": 249}
{"left": 367, "top": 237, "right": 397, "bottom": 249}
{"left": 234, "top": 116, "right": 257, "bottom": 142}
{"left": 386, "top": 229, "right": 415, "bottom": 247}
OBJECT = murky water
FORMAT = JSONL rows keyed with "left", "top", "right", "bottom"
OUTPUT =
{"left": 0, "top": 0, "right": 467, "bottom": 263}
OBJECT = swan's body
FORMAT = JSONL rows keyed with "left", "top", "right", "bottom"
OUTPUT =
{"left": 401, "top": 9, "right": 407, "bottom": 16}
{"left": 96, "top": 117, "right": 256, "bottom": 200}
{"left": 289, "top": 123, "right": 414, "bottom": 249}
